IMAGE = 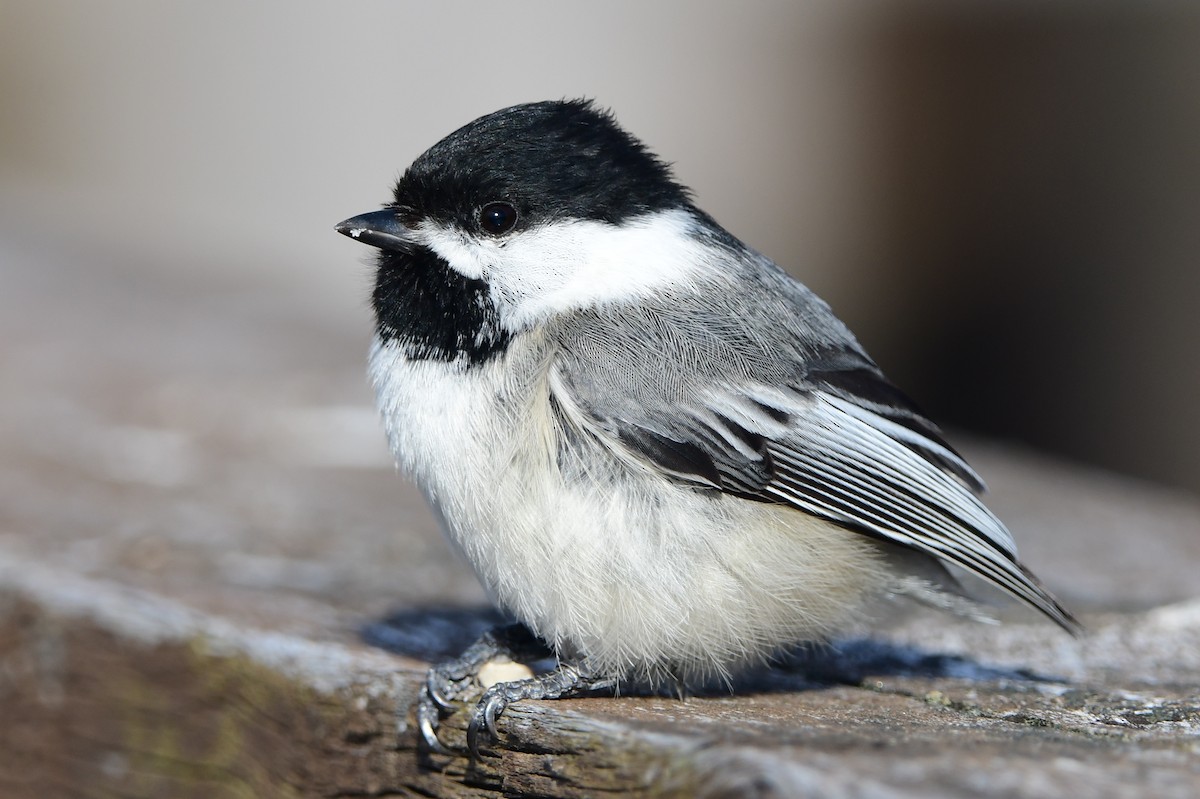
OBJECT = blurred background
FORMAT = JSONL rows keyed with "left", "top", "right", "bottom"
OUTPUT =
{"left": 2, "top": 0, "right": 1197, "bottom": 498}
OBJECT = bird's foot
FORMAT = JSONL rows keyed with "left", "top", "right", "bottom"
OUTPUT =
{"left": 465, "top": 662, "right": 618, "bottom": 757}
{"left": 416, "top": 623, "right": 548, "bottom": 755}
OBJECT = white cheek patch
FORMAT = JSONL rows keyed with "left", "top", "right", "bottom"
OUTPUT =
{"left": 414, "top": 209, "right": 715, "bottom": 330}
{"left": 421, "top": 226, "right": 489, "bottom": 281}
{"left": 491, "top": 208, "right": 714, "bottom": 328}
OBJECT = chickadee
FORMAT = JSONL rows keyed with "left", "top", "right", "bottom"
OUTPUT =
{"left": 337, "top": 99, "right": 1079, "bottom": 754}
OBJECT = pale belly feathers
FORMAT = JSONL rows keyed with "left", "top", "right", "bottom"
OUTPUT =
{"left": 369, "top": 334, "right": 890, "bottom": 682}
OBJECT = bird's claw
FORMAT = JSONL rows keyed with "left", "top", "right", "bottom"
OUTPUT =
{"left": 483, "top": 693, "right": 504, "bottom": 741}
{"left": 417, "top": 691, "right": 457, "bottom": 756}
{"left": 415, "top": 676, "right": 527, "bottom": 758}
{"left": 417, "top": 661, "right": 483, "bottom": 755}
{"left": 418, "top": 680, "right": 511, "bottom": 759}
{"left": 426, "top": 664, "right": 472, "bottom": 712}
{"left": 466, "top": 687, "right": 510, "bottom": 756}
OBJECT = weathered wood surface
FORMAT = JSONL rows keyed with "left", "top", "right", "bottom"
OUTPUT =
{"left": 2, "top": 235, "right": 1199, "bottom": 798}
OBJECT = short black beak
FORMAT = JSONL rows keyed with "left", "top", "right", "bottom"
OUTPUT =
{"left": 335, "top": 210, "right": 415, "bottom": 252}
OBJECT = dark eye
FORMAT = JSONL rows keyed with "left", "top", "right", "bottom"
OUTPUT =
{"left": 479, "top": 202, "right": 518, "bottom": 235}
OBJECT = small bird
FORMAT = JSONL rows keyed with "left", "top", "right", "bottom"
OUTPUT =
{"left": 336, "top": 99, "right": 1079, "bottom": 754}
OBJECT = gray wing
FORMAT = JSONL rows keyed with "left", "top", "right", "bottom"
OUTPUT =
{"left": 550, "top": 269, "right": 1080, "bottom": 635}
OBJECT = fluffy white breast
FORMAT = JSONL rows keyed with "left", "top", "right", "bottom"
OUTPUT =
{"left": 369, "top": 333, "right": 892, "bottom": 682}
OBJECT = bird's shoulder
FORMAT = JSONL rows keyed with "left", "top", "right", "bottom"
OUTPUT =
{"left": 545, "top": 260, "right": 979, "bottom": 492}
